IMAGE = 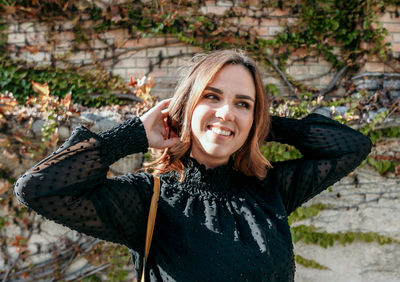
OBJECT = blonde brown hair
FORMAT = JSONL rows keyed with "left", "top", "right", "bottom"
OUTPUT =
{"left": 152, "top": 49, "right": 271, "bottom": 180}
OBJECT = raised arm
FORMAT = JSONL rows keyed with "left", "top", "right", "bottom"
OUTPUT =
{"left": 267, "top": 113, "right": 372, "bottom": 215}
{"left": 14, "top": 117, "right": 154, "bottom": 250}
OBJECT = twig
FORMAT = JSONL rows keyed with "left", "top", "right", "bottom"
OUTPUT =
{"left": 350, "top": 115, "right": 400, "bottom": 130}
{"left": 316, "top": 65, "right": 348, "bottom": 97}
{"left": 2, "top": 214, "right": 36, "bottom": 282}
{"left": 89, "top": 93, "right": 143, "bottom": 103}
{"left": 64, "top": 262, "right": 111, "bottom": 281}
{"left": 2, "top": 236, "right": 102, "bottom": 281}
{"left": 146, "top": 52, "right": 196, "bottom": 76}
{"left": 264, "top": 55, "right": 297, "bottom": 95}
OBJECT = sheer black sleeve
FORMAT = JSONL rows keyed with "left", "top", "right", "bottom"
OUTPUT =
{"left": 14, "top": 117, "right": 154, "bottom": 250}
{"left": 267, "top": 113, "right": 372, "bottom": 215}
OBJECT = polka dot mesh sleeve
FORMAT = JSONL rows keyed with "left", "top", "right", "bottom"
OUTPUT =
{"left": 14, "top": 118, "right": 153, "bottom": 250}
{"left": 268, "top": 113, "right": 372, "bottom": 215}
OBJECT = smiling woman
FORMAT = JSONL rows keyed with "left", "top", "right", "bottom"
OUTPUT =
{"left": 190, "top": 64, "right": 255, "bottom": 169}
{"left": 14, "top": 50, "right": 372, "bottom": 281}
{"left": 153, "top": 50, "right": 272, "bottom": 179}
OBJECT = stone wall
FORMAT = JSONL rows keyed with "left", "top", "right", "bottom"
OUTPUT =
{"left": 295, "top": 165, "right": 400, "bottom": 282}
{"left": 4, "top": 4, "right": 400, "bottom": 98}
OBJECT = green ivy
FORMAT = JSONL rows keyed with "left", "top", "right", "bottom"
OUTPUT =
{"left": 1, "top": 0, "right": 393, "bottom": 97}
{"left": 0, "top": 216, "right": 7, "bottom": 231}
{"left": 0, "top": 57, "right": 129, "bottom": 106}
{"left": 81, "top": 275, "right": 102, "bottom": 282}
{"left": 106, "top": 246, "right": 131, "bottom": 281}
{"left": 261, "top": 141, "right": 303, "bottom": 162}
{"left": 359, "top": 109, "right": 390, "bottom": 137}
{"left": 367, "top": 126, "right": 400, "bottom": 144}
{"left": 367, "top": 158, "right": 398, "bottom": 174}
{"left": 288, "top": 203, "right": 329, "bottom": 226}
{"left": 294, "top": 254, "right": 329, "bottom": 270}
{"left": 41, "top": 110, "right": 57, "bottom": 142}
{"left": 291, "top": 224, "right": 400, "bottom": 249}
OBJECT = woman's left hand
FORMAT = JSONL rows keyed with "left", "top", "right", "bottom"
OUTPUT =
{"left": 140, "top": 99, "right": 180, "bottom": 149}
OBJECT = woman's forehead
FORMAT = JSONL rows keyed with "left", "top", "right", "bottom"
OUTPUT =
{"left": 206, "top": 64, "right": 256, "bottom": 98}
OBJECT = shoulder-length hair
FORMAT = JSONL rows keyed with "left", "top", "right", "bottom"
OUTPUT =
{"left": 152, "top": 49, "right": 272, "bottom": 180}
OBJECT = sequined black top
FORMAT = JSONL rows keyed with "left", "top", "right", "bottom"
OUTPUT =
{"left": 15, "top": 113, "right": 372, "bottom": 281}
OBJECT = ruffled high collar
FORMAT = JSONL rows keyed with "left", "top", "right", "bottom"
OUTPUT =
{"left": 181, "top": 155, "right": 236, "bottom": 193}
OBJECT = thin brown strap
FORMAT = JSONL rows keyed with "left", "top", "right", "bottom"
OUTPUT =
{"left": 141, "top": 175, "right": 160, "bottom": 282}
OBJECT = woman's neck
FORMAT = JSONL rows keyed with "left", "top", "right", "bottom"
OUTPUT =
{"left": 189, "top": 150, "right": 229, "bottom": 169}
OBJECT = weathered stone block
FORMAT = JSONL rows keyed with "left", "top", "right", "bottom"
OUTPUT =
{"left": 383, "top": 79, "right": 400, "bottom": 89}
{"left": 254, "top": 26, "right": 268, "bottom": 36}
{"left": 268, "top": 26, "right": 285, "bottom": 36}
{"left": 287, "top": 65, "right": 309, "bottom": 78}
{"left": 216, "top": 0, "right": 233, "bottom": 7}
{"left": 7, "top": 33, "right": 25, "bottom": 44}
{"left": 26, "top": 31, "right": 46, "bottom": 45}
{"left": 146, "top": 47, "right": 168, "bottom": 58}
{"left": 383, "top": 23, "right": 400, "bottom": 33}
{"left": 103, "top": 29, "right": 126, "bottom": 40}
{"left": 205, "top": 5, "right": 228, "bottom": 15}
{"left": 391, "top": 43, "right": 400, "bottom": 53}
{"left": 167, "top": 45, "right": 188, "bottom": 57}
{"left": 114, "top": 57, "right": 136, "bottom": 68}
{"left": 110, "top": 153, "right": 143, "bottom": 175}
{"left": 19, "top": 22, "right": 35, "bottom": 32}
{"left": 309, "top": 65, "right": 330, "bottom": 76}
{"left": 111, "top": 68, "right": 127, "bottom": 78}
{"left": 58, "top": 126, "right": 70, "bottom": 141}
{"left": 6, "top": 23, "right": 18, "bottom": 33}
{"left": 392, "top": 33, "right": 400, "bottom": 43}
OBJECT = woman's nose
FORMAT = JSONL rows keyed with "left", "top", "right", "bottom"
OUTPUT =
{"left": 215, "top": 103, "right": 234, "bottom": 121}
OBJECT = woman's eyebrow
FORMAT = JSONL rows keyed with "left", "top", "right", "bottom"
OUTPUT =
{"left": 205, "top": 86, "right": 223, "bottom": 94}
{"left": 236, "top": 94, "right": 255, "bottom": 102}
{"left": 205, "top": 86, "right": 255, "bottom": 102}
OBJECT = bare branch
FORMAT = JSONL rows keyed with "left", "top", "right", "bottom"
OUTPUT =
{"left": 2, "top": 214, "right": 36, "bottom": 282}
{"left": 265, "top": 56, "right": 296, "bottom": 95}
{"left": 89, "top": 93, "right": 143, "bottom": 103}
{"left": 317, "top": 65, "right": 349, "bottom": 97}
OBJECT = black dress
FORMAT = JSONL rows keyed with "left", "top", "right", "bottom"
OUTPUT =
{"left": 14, "top": 113, "right": 372, "bottom": 281}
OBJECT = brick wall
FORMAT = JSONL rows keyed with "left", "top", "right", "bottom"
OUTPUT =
{"left": 4, "top": 4, "right": 400, "bottom": 99}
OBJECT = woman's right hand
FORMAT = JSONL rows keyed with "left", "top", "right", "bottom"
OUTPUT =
{"left": 140, "top": 99, "right": 180, "bottom": 149}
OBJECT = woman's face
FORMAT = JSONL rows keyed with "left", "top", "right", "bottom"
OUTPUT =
{"left": 190, "top": 64, "right": 256, "bottom": 169}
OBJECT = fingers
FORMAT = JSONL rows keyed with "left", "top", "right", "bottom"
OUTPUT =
{"left": 156, "top": 98, "right": 172, "bottom": 110}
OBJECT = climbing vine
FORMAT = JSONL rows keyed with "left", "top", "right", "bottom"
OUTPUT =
{"left": 0, "top": 0, "right": 400, "bottom": 278}
{"left": 0, "top": 0, "right": 399, "bottom": 98}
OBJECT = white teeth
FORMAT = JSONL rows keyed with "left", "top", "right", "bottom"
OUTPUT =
{"left": 210, "top": 127, "right": 231, "bottom": 136}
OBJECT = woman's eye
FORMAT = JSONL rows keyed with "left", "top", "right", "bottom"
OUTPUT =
{"left": 237, "top": 101, "right": 250, "bottom": 109}
{"left": 204, "top": 94, "right": 218, "bottom": 100}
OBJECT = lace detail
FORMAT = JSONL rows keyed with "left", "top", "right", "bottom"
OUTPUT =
{"left": 180, "top": 155, "right": 235, "bottom": 191}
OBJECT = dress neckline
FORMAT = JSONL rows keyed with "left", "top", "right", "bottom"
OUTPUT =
{"left": 181, "top": 155, "right": 236, "bottom": 193}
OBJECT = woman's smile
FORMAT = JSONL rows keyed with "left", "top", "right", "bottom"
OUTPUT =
{"left": 190, "top": 64, "right": 256, "bottom": 169}
{"left": 207, "top": 125, "right": 234, "bottom": 137}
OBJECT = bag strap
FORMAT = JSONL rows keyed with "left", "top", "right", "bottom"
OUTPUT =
{"left": 141, "top": 175, "right": 160, "bottom": 282}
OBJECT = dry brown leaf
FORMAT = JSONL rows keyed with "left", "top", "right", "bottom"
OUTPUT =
{"left": 61, "top": 92, "right": 72, "bottom": 111}
{"left": 3, "top": 150, "right": 18, "bottom": 161}
{"left": 0, "top": 179, "right": 11, "bottom": 194}
{"left": 31, "top": 81, "right": 50, "bottom": 97}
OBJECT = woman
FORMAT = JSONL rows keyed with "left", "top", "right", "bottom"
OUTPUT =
{"left": 15, "top": 50, "right": 372, "bottom": 281}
